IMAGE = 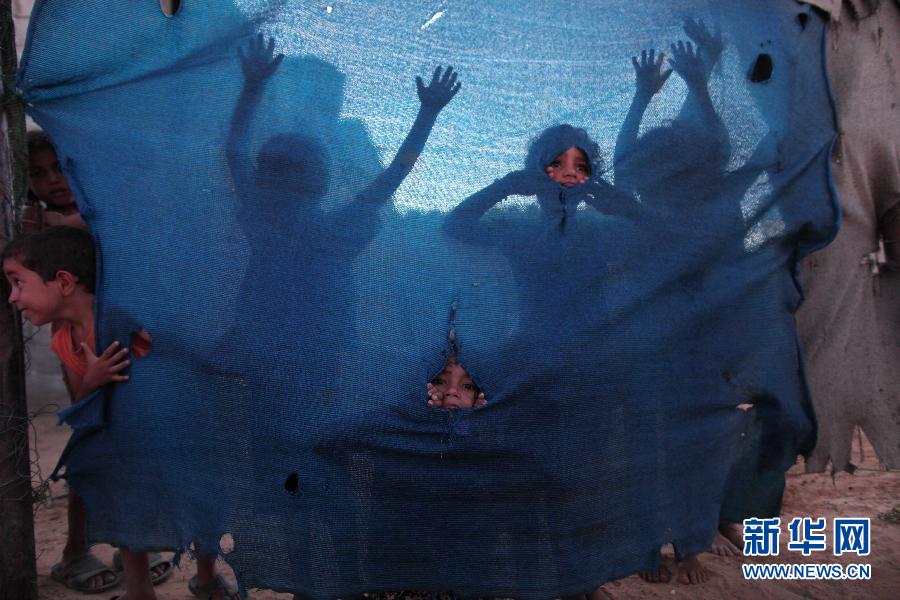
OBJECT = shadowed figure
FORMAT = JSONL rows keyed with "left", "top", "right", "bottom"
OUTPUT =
{"left": 615, "top": 18, "right": 782, "bottom": 256}
{"left": 214, "top": 34, "right": 460, "bottom": 378}
{"left": 615, "top": 20, "right": 730, "bottom": 218}
{"left": 611, "top": 20, "right": 736, "bottom": 586}
{"left": 445, "top": 124, "right": 635, "bottom": 231}
{"left": 443, "top": 126, "right": 658, "bottom": 585}
{"left": 612, "top": 20, "right": 811, "bottom": 584}
{"left": 444, "top": 124, "right": 637, "bottom": 366}
{"left": 208, "top": 35, "right": 461, "bottom": 583}
{"left": 443, "top": 123, "right": 641, "bottom": 392}
{"left": 613, "top": 20, "right": 749, "bottom": 310}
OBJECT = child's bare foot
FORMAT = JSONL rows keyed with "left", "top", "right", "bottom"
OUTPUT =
{"left": 677, "top": 554, "right": 710, "bottom": 584}
{"left": 590, "top": 586, "right": 615, "bottom": 599}
{"left": 191, "top": 555, "right": 240, "bottom": 600}
{"left": 718, "top": 521, "right": 743, "bottom": 550}
{"left": 639, "top": 563, "right": 672, "bottom": 583}
{"left": 707, "top": 530, "right": 741, "bottom": 556}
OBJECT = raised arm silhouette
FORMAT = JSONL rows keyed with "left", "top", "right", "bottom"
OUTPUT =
{"left": 614, "top": 19, "right": 729, "bottom": 202}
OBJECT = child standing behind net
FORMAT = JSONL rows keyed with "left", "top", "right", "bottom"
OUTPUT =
{"left": 3, "top": 227, "right": 133, "bottom": 594}
{"left": 2, "top": 227, "right": 236, "bottom": 600}
{"left": 22, "top": 131, "right": 86, "bottom": 232}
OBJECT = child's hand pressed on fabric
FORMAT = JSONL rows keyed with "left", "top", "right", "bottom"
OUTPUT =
{"left": 427, "top": 382, "right": 486, "bottom": 409}
{"left": 500, "top": 169, "right": 561, "bottom": 197}
{"left": 79, "top": 341, "right": 130, "bottom": 396}
{"left": 416, "top": 65, "right": 462, "bottom": 112}
{"left": 683, "top": 17, "right": 724, "bottom": 76}
{"left": 545, "top": 166, "right": 588, "bottom": 186}
{"left": 632, "top": 49, "right": 672, "bottom": 99}
{"left": 669, "top": 41, "right": 709, "bottom": 89}
{"left": 426, "top": 382, "right": 445, "bottom": 406}
{"left": 238, "top": 33, "right": 284, "bottom": 86}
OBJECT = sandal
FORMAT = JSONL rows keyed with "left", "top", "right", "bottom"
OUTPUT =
{"left": 189, "top": 573, "right": 241, "bottom": 600}
{"left": 112, "top": 549, "right": 175, "bottom": 585}
{"left": 51, "top": 552, "right": 120, "bottom": 593}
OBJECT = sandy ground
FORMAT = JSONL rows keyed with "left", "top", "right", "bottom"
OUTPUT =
{"left": 22, "top": 325, "right": 900, "bottom": 599}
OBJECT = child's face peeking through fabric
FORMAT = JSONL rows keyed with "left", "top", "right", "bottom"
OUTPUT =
{"left": 545, "top": 146, "right": 590, "bottom": 187}
{"left": 29, "top": 149, "right": 76, "bottom": 212}
{"left": 427, "top": 356, "right": 485, "bottom": 409}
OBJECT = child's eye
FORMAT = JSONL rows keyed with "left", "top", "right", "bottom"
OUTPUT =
{"left": 577, "top": 165, "right": 589, "bottom": 173}
{"left": 430, "top": 377, "right": 445, "bottom": 386}
{"left": 463, "top": 383, "right": 475, "bottom": 391}
{"left": 549, "top": 160, "right": 561, "bottom": 168}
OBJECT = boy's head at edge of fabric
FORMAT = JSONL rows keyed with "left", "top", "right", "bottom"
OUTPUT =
{"left": 2, "top": 227, "right": 96, "bottom": 326}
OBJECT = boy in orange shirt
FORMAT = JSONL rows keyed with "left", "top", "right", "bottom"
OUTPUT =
{"left": 3, "top": 226, "right": 130, "bottom": 593}
{"left": 3, "top": 227, "right": 235, "bottom": 599}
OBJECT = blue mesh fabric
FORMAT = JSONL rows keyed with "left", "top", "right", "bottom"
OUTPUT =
{"left": 19, "top": 1, "right": 837, "bottom": 597}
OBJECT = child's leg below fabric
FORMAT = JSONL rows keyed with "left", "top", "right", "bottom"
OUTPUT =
{"left": 639, "top": 555, "right": 673, "bottom": 583}
{"left": 117, "top": 548, "right": 156, "bottom": 600}
{"left": 192, "top": 554, "right": 240, "bottom": 600}
{"left": 61, "top": 493, "right": 118, "bottom": 589}
{"left": 590, "top": 587, "right": 615, "bottom": 600}
{"left": 62, "top": 492, "right": 87, "bottom": 558}
{"left": 56, "top": 365, "right": 117, "bottom": 591}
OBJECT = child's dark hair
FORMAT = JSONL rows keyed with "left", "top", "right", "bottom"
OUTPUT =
{"left": 2, "top": 226, "right": 96, "bottom": 293}
{"left": 27, "top": 129, "right": 55, "bottom": 156}
{"left": 525, "top": 124, "right": 605, "bottom": 176}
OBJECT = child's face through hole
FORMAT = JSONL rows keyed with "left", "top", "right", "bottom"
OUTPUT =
{"left": 545, "top": 146, "right": 590, "bottom": 187}
{"left": 427, "top": 356, "right": 485, "bottom": 409}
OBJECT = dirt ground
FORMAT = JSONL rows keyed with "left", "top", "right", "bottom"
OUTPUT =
{"left": 23, "top": 327, "right": 900, "bottom": 599}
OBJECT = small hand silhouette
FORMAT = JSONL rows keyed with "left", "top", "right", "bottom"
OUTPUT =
{"left": 416, "top": 65, "right": 462, "bottom": 111}
{"left": 668, "top": 40, "right": 708, "bottom": 89}
{"left": 632, "top": 49, "right": 672, "bottom": 98}
{"left": 238, "top": 33, "right": 285, "bottom": 85}
{"left": 683, "top": 17, "right": 724, "bottom": 76}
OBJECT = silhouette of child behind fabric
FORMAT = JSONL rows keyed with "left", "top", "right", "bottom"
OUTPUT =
{"left": 445, "top": 123, "right": 636, "bottom": 357}
{"left": 215, "top": 34, "right": 460, "bottom": 378}
{"left": 615, "top": 19, "right": 730, "bottom": 210}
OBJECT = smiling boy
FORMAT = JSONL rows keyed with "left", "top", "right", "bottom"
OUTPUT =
{"left": 2, "top": 226, "right": 132, "bottom": 593}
